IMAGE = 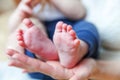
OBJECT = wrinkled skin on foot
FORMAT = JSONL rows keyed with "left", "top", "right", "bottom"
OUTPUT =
{"left": 17, "top": 19, "right": 58, "bottom": 60}
{"left": 53, "top": 21, "right": 87, "bottom": 68}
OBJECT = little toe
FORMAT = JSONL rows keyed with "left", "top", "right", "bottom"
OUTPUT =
{"left": 74, "top": 39, "right": 80, "bottom": 47}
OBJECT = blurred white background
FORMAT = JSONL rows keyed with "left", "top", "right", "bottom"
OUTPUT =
{"left": 0, "top": 0, "right": 16, "bottom": 61}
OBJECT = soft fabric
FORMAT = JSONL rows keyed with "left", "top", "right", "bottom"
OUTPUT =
{"left": 33, "top": 3, "right": 65, "bottom": 21}
{"left": 82, "top": 0, "right": 120, "bottom": 60}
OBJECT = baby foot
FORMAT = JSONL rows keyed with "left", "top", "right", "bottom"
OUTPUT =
{"left": 17, "top": 18, "right": 58, "bottom": 60}
{"left": 53, "top": 22, "right": 81, "bottom": 68}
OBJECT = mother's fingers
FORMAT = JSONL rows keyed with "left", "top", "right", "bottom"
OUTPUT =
{"left": 6, "top": 49, "right": 54, "bottom": 75}
{"left": 6, "top": 49, "right": 19, "bottom": 56}
{"left": 8, "top": 57, "right": 26, "bottom": 69}
{"left": 9, "top": 53, "right": 55, "bottom": 75}
{"left": 7, "top": 51, "right": 30, "bottom": 72}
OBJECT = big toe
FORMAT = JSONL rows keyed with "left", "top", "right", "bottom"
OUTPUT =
{"left": 23, "top": 18, "right": 34, "bottom": 28}
{"left": 55, "top": 21, "right": 64, "bottom": 32}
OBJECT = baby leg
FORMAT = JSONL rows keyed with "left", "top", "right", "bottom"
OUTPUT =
{"left": 53, "top": 22, "right": 83, "bottom": 68}
{"left": 17, "top": 18, "right": 58, "bottom": 60}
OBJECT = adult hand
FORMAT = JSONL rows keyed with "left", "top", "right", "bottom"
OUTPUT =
{"left": 7, "top": 49, "right": 97, "bottom": 80}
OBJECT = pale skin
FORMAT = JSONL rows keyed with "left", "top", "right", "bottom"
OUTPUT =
{"left": 7, "top": 51, "right": 120, "bottom": 80}
{"left": 16, "top": 18, "right": 88, "bottom": 68}
{"left": 53, "top": 21, "right": 88, "bottom": 68}
{"left": 8, "top": 0, "right": 85, "bottom": 32}
{"left": 7, "top": 0, "right": 87, "bottom": 68}
{"left": 50, "top": 0, "right": 86, "bottom": 20}
{"left": 7, "top": 0, "right": 85, "bottom": 55}
{"left": 7, "top": 50, "right": 95, "bottom": 80}
{"left": 17, "top": 18, "right": 58, "bottom": 60}
{"left": 7, "top": 0, "right": 120, "bottom": 80}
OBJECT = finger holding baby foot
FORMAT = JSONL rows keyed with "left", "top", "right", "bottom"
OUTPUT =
{"left": 7, "top": 51, "right": 73, "bottom": 79}
{"left": 6, "top": 49, "right": 31, "bottom": 70}
{"left": 6, "top": 49, "right": 19, "bottom": 57}
{"left": 7, "top": 51, "right": 56, "bottom": 74}
{"left": 6, "top": 49, "right": 25, "bottom": 68}
{"left": 8, "top": 52, "right": 32, "bottom": 72}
